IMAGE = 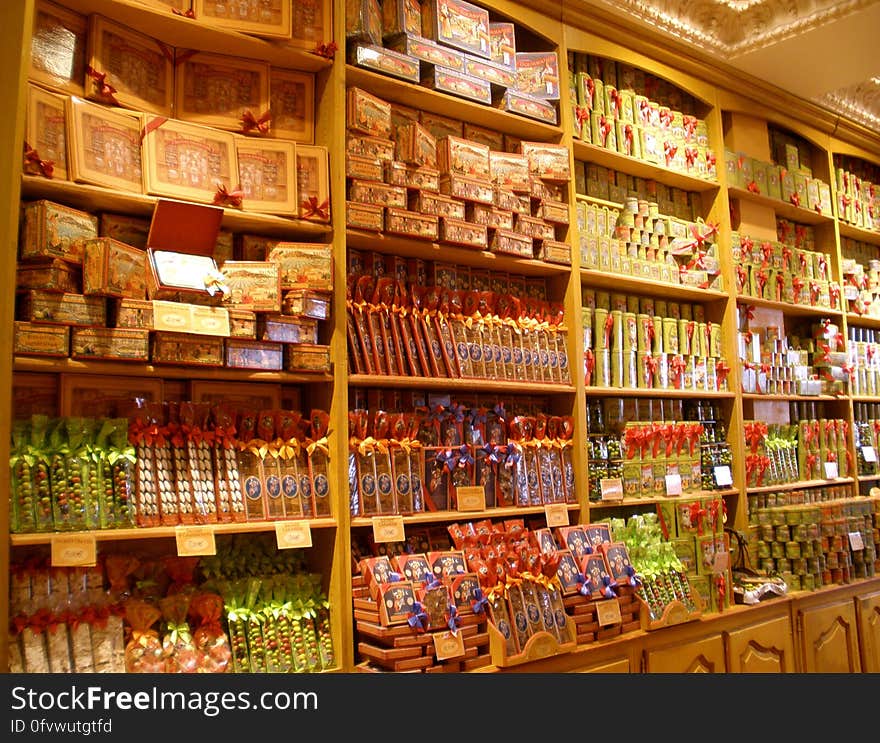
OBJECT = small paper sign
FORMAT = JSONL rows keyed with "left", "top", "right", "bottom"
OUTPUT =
{"left": 175, "top": 526, "right": 216, "bottom": 556}
{"left": 600, "top": 478, "right": 624, "bottom": 501}
{"left": 275, "top": 521, "right": 313, "bottom": 550}
{"left": 665, "top": 473, "right": 682, "bottom": 496}
{"left": 456, "top": 486, "right": 486, "bottom": 512}
{"left": 713, "top": 465, "right": 733, "bottom": 487}
{"left": 863, "top": 446, "right": 877, "bottom": 463}
{"left": 544, "top": 504, "right": 569, "bottom": 527}
{"left": 713, "top": 550, "right": 730, "bottom": 573}
{"left": 596, "top": 598, "right": 622, "bottom": 627}
{"left": 372, "top": 516, "right": 405, "bottom": 543}
{"left": 432, "top": 631, "right": 465, "bottom": 660}
{"left": 849, "top": 532, "right": 865, "bottom": 551}
{"left": 824, "top": 461, "right": 839, "bottom": 479}
{"left": 51, "top": 534, "right": 97, "bottom": 567}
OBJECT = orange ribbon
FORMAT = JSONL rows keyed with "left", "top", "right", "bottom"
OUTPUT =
{"left": 301, "top": 196, "right": 330, "bottom": 220}
{"left": 86, "top": 66, "right": 119, "bottom": 105}
{"left": 315, "top": 41, "right": 338, "bottom": 59}
{"left": 240, "top": 109, "right": 272, "bottom": 135}
{"left": 213, "top": 183, "right": 245, "bottom": 208}
{"left": 23, "top": 142, "right": 54, "bottom": 178}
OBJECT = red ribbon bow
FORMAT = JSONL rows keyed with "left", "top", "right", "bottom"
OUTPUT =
{"left": 715, "top": 360, "right": 730, "bottom": 387}
{"left": 172, "top": 7, "right": 196, "bottom": 17}
{"left": 240, "top": 109, "right": 272, "bottom": 134}
{"left": 86, "top": 66, "right": 120, "bottom": 105}
{"left": 735, "top": 265, "right": 748, "bottom": 292}
{"left": 575, "top": 106, "right": 590, "bottom": 127}
{"left": 685, "top": 146, "right": 698, "bottom": 168}
{"left": 670, "top": 355, "right": 687, "bottom": 388}
{"left": 683, "top": 115, "right": 697, "bottom": 138}
{"left": 747, "top": 180, "right": 760, "bottom": 194}
{"left": 664, "top": 141, "right": 678, "bottom": 166}
{"left": 790, "top": 192, "right": 801, "bottom": 208}
{"left": 301, "top": 196, "right": 330, "bottom": 221}
{"left": 584, "top": 348, "right": 595, "bottom": 386}
{"left": 23, "top": 142, "right": 54, "bottom": 178}
{"left": 213, "top": 183, "right": 245, "bottom": 208}
{"left": 314, "top": 41, "right": 338, "bottom": 59}
{"left": 599, "top": 116, "right": 612, "bottom": 146}
{"left": 643, "top": 354, "right": 659, "bottom": 385}
{"left": 760, "top": 242, "right": 774, "bottom": 267}
{"left": 624, "top": 124, "right": 634, "bottom": 154}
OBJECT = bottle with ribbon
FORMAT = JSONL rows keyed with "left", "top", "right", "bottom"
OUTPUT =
{"left": 236, "top": 408, "right": 267, "bottom": 522}
{"left": 374, "top": 276, "right": 402, "bottom": 376}
{"left": 273, "top": 409, "right": 303, "bottom": 519}
{"left": 351, "top": 408, "right": 378, "bottom": 516}
{"left": 127, "top": 402, "right": 158, "bottom": 528}
{"left": 216, "top": 579, "right": 250, "bottom": 674}
{"left": 389, "top": 412, "right": 414, "bottom": 514}
{"left": 183, "top": 402, "right": 219, "bottom": 523}
{"left": 372, "top": 409, "right": 397, "bottom": 514}
{"left": 208, "top": 404, "right": 237, "bottom": 523}
{"left": 53, "top": 417, "right": 91, "bottom": 531}
{"left": 106, "top": 418, "right": 136, "bottom": 528}
{"left": 346, "top": 274, "right": 368, "bottom": 374}
{"left": 145, "top": 402, "right": 179, "bottom": 526}
{"left": 255, "top": 409, "right": 284, "bottom": 521}
{"left": 419, "top": 284, "right": 445, "bottom": 377}
{"left": 164, "top": 402, "right": 191, "bottom": 525}
{"left": 10, "top": 419, "right": 37, "bottom": 533}
{"left": 433, "top": 287, "right": 460, "bottom": 378}
{"left": 307, "top": 408, "right": 332, "bottom": 518}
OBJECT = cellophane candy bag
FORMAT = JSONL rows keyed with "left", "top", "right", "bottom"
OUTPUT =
{"left": 124, "top": 599, "right": 165, "bottom": 673}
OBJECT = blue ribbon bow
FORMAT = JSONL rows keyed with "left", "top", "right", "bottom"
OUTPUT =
{"left": 470, "top": 588, "right": 489, "bottom": 615}
{"left": 388, "top": 571, "right": 403, "bottom": 583}
{"left": 480, "top": 443, "right": 499, "bottom": 465}
{"left": 457, "top": 444, "right": 475, "bottom": 468}
{"left": 449, "top": 403, "right": 467, "bottom": 424}
{"left": 504, "top": 448, "right": 521, "bottom": 469}
{"left": 602, "top": 575, "right": 619, "bottom": 599}
{"left": 625, "top": 565, "right": 642, "bottom": 587}
{"left": 576, "top": 573, "right": 593, "bottom": 597}
{"left": 424, "top": 575, "right": 443, "bottom": 591}
{"left": 492, "top": 403, "right": 506, "bottom": 423}
{"left": 407, "top": 601, "right": 429, "bottom": 632}
{"left": 436, "top": 448, "right": 458, "bottom": 473}
{"left": 446, "top": 604, "right": 461, "bottom": 635}
{"left": 427, "top": 405, "right": 446, "bottom": 424}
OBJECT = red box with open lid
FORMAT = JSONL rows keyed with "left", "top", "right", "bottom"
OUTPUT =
{"left": 145, "top": 198, "right": 227, "bottom": 305}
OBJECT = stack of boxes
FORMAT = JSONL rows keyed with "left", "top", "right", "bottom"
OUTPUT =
{"left": 834, "top": 155, "right": 880, "bottom": 232}
{"left": 841, "top": 237, "right": 880, "bottom": 318}
{"left": 346, "top": 0, "right": 559, "bottom": 124}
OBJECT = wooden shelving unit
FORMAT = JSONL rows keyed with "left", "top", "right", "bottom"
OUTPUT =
{"left": 3, "top": 0, "right": 880, "bottom": 676}
{"left": 587, "top": 489, "right": 738, "bottom": 509}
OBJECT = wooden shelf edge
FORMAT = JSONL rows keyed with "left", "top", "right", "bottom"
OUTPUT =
{"left": 742, "top": 393, "right": 844, "bottom": 402}
{"left": 846, "top": 313, "right": 880, "bottom": 329}
{"left": 839, "top": 221, "right": 880, "bottom": 247}
{"left": 588, "top": 488, "right": 739, "bottom": 508}
{"left": 728, "top": 186, "right": 834, "bottom": 225}
{"left": 746, "top": 478, "right": 854, "bottom": 494}
{"left": 736, "top": 295, "right": 843, "bottom": 318}
{"left": 857, "top": 474, "right": 880, "bottom": 482}
{"left": 9, "top": 517, "right": 338, "bottom": 546}
{"left": 579, "top": 269, "right": 729, "bottom": 302}
{"left": 350, "top": 503, "right": 580, "bottom": 527}
{"left": 584, "top": 386, "right": 734, "bottom": 399}
{"left": 13, "top": 357, "right": 334, "bottom": 384}
{"left": 349, "top": 374, "right": 575, "bottom": 394}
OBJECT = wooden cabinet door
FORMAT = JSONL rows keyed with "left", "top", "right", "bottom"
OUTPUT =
{"left": 644, "top": 633, "right": 725, "bottom": 673}
{"left": 798, "top": 600, "right": 861, "bottom": 673}
{"left": 856, "top": 590, "right": 880, "bottom": 673}
{"left": 571, "top": 657, "right": 632, "bottom": 673}
{"left": 725, "top": 615, "right": 795, "bottom": 673}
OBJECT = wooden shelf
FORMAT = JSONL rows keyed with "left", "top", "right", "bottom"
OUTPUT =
{"left": 346, "top": 229, "right": 570, "bottom": 277}
{"left": 839, "top": 221, "right": 880, "bottom": 248}
{"left": 572, "top": 139, "right": 720, "bottom": 193}
{"left": 588, "top": 488, "right": 739, "bottom": 509}
{"left": 846, "top": 313, "right": 880, "bottom": 330}
{"left": 13, "top": 357, "right": 333, "bottom": 384}
{"left": 585, "top": 386, "right": 734, "bottom": 399}
{"left": 9, "top": 517, "right": 338, "bottom": 546}
{"left": 742, "top": 393, "right": 844, "bottom": 402}
{"left": 350, "top": 503, "right": 580, "bottom": 527}
{"left": 728, "top": 186, "right": 834, "bottom": 225}
{"left": 57, "top": 0, "right": 332, "bottom": 71}
{"left": 580, "top": 268, "right": 728, "bottom": 302}
{"left": 575, "top": 193, "right": 624, "bottom": 210}
{"left": 746, "top": 478, "right": 854, "bottom": 494}
{"left": 21, "top": 176, "right": 332, "bottom": 241}
{"left": 346, "top": 65, "right": 561, "bottom": 142}
{"left": 348, "top": 374, "right": 575, "bottom": 394}
{"left": 736, "top": 295, "right": 843, "bottom": 319}
{"left": 857, "top": 474, "right": 880, "bottom": 482}
{"left": 851, "top": 395, "right": 880, "bottom": 402}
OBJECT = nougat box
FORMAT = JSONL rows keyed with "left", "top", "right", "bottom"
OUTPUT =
{"left": 539, "top": 240, "right": 571, "bottom": 265}
{"left": 489, "top": 22, "right": 516, "bottom": 69}
{"left": 151, "top": 300, "right": 231, "bottom": 337}
{"left": 347, "top": 201, "right": 384, "bottom": 231}
{"left": 282, "top": 343, "right": 331, "bottom": 372}
{"left": 384, "top": 161, "right": 440, "bottom": 192}
{"left": 422, "top": 0, "right": 490, "bottom": 58}
{"left": 235, "top": 137, "right": 298, "bottom": 216}
{"left": 497, "top": 90, "right": 558, "bottom": 125}
{"left": 386, "top": 32, "right": 465, "bottom": 72}
{"left": 514, "top": 52, "right": 561, "bottom": 100}
{"left": 282, "top": 290, "right": 332, "bottom": 320}
{"left": 385, "top": 208, "right": 440, "bottom": 240}
{"left": 19, "top": 290, "right": 106, "bottom": 327}
{"left": 489, "top": 152, "right": 530, "bottom": 193}
{"left": 70, "top": 327, "right": 149, "bottom": 361}
{"left": 440, "top": 217, "right": 488, "bottom": 249}
{"left": 266, "top": 243, "right": 333, "bottom": 291}
{"left": 13, "top": 321, "right": 69, "bottom": 357}
{"left": 418, "top": 111, "right": 463, "bottom": 141}
{"left": 30, "top": 0, "right": 88, "bottom": 96}
{"left": 269, "top": 67, "right": 315, "bottom": 144}
{"left": 20, "top": 199, "right": 98, "bottom": 264}
{"left": 347, "top": 133, "right": 396, "bottom": 162}
{"left": 16, "top": 259, "right": 81, "bottom": 294}
{"left": 99, "top": 213, "right": 150, "bottom": 249}
{"left": 421, "top": 66, "right": 491, "bottom": 105}
{"left": 439, "top": 174, "right": 494, "bottom": 204}
{"left": 346, "top": 0, "right": 382, "bottom": 45}
{"left": 347, "top": 86, "right": 393, "bottom": 139}
{"left": 192, "top": 0, "right": 292, "bottom": 39}
{"left": 382, "top": 0, "right": 422, "bottom": 39}
{"left": 395, "top": 122, "right": 438, "bottom": 168}
{"left": 228, "top": 309, "right": 258, "bottom": 338}
{"left": 348, "top": 179, "right": 407, "bottom": 208}
{"left": 220, "top": 261, "right": 282, "bottom": 313}
{"left": 82, "top": 238, "right": 147, "bottom": 299}
{"left": 348, "top": 42, "right": 421, "bottom": 83}
{"left": 144, "top": 199, "right": 226, "bottom": 304}
{"left": 409, "top": 191, "right": 466, "bottom": 219}
{"left": 225, "top": 339, "right": 283, "bottom": 370}
{"left": 151, "top": 331, "right": 224, "bottom": 366}
{"left": 296, "top": 144, "right": 331, "bottom": 222}
{"left": 462, "top": 123, "right": 504, "bottom": 151}
{"left": 258, "top": 315, "right": 318, "bottom": 344}
{"left": 466, "top": 203, "right": 514, "bottom": 230}
{"left": 438, "top": 135, "right": 490, "bottom": 179}
{"left": 490, "top": 229, "right": 533, "bottom": 258}
{"left": 110, "top": 298, "right": 153, "bottom": 329}
{"left": 463, "top": 54, "right": 516, "bottom": 89}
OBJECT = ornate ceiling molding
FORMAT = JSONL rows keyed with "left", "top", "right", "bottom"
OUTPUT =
{"left": 592, "top": 0, "right": 877, "bottom": 55}
{"left": 818, "top": 78, "right": 880, "bottom": 133}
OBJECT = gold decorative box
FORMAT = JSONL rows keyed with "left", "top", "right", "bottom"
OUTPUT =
{"left": 289, "top": 0, "right": 332, "bottom": 51}
{"left": 67, "top": 96, "right": 143, "bottom": 193}
{"left": 235, "top": 136, "right": 298, "bottom": 216}
{"left": 13, "top": 321, "right": 70, "bottom": 357}
{"left": 266, "top": 243, "right": 333, "bottom": 290}
{"left": 193, "top": 0, "right": 291, "bottom": 39}
{"left": 347, "top": 154, "right": 384, "bottom": 181}
{"left": 220, "top": 261, "right": 282, "bottom": 313}
{"left": 151, "top": 331, "right": 225, "bottom": 366}
{"left": 82, "top": 238, "right": 147, "bottom": 299}
{"left": 99, "top": 213, "right": 150, "bottom": 249}
{"left": 422, "top": 0, "right": 490, "bottom": 59}
{"left": 25, "top": 83, "right": 68, "bottom": 181}
{"left": 86, "top": 14, "right": 174, "bottom": 115}
{"left": 258, "top": 315, "right": 319, "bottom": 344}
{"left": 225, "top": 339, "right": 283, "bottom": 370}
{"left": 347, "top": 86, "right": 393, "bottom": 139}
{"left": 438, "top": 135, "right": 490, "bottom": 179}
{"left": 20, "top": 199, "right": 98, "bottom": 264}
{"left": 110, "top": 298, "right": 153, "bottom": 330}
{"left": 281, "top": 290, "right": 332, "bottom": 320}
{"left": 347, "top": 201, "right": 385, "bottom": 232}
{"left": 16, "top": 259, "right": 81, "bottom": 294}
{"left": 282, "top": 343, "right": 331, "bottom": 372}
{"left": 270, "top": 68, "right": 315, "bottom": 143}
{"left": 228, "top": 309, "right": 258, "bottom": 338}
{"left": 70, "top": 327, "right": 150, "bottom": 361}
{"left": 384, "top": 208, "right": 440, "bottom": 240}
{"left": 348, "top": 179, "right": 408, "bottom": 209}
{"left": 348, "top": 43, "right": 421, "bottom": 83}
{"left": 19, "top": 290, "right": 106, "bottom": 327}
{"left": 296, "top": 144, "right": 331, "bottom": 222}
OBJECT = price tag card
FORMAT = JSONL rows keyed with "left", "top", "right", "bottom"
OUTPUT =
{"left": 863, "top": 446, "right": 877, "bottom": 463}
{"left": 372, "top": 516, "right": 405, "bottom": 543}
{"left": 433, "top": 631, "right": 465, "bottom": 660}
{"left": 596, "top": 598, "right": 622, "bottom": 627}
{"left": 824, "top": 461, "right": 839, "bottom": 479}
{"left": 600, "top": 478, "right": 623, "bottom": 501}
{"left": 544, "top": 504, "right": 569, "bottom": 527}
{"left": 665, "top": 473, "right": 682, "bottom": 496}
{"left": 175, "top": 526, "right": 216, "bottom": 556}
{"left": 713, "top": 550, "right": 730, "bottom": 573}
{"left": 713, "top": 465, "right": 733, "bottom": 487}
{"left": 456, "top": 486, "right": 486, "bottom": 512}
{"left": 849, "top": 532, "right": 865, "bottom": 551}
{"left": 51, "top": 534, "right": 97, "bottom": 567}
{"left": 275, "top": 521, "right": 313, "bottom": 550}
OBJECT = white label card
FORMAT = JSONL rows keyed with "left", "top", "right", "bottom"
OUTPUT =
{"left": 372, "top": 516, "right": 405, "bottom": 543}
{"left": 51, "top": 534, "right": 97, "bottom": 567}
{"left": 275, "top": 521, "right": 313, "bottom": 550}
{"left": 596, "top": 598, "right": 622, "bottom": 627}
{"left": 665, "top": 474, "right": 682, "bottom": 496}
{"left": 600, "top": 478, "right": 623, "bottom": 501}
{"left": 849, "top": 532, "right": 865, "bottom": 551}
{"left": 713, "top": 550, "right": 730, "bottom": 573}
{"left": 824, "top": 461, "right": 839, "bottom": 479}
{"left": 863, "top": 446, "right": 877, "bottom": 463}
{"left": 713, "top": 465, "right": 733, "bottom": 487}
{"left": 175, "top": 526, "right": 216, "bottom": 556}
{"left": 544, "top": 504, "right": 569, "bottom": 527}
